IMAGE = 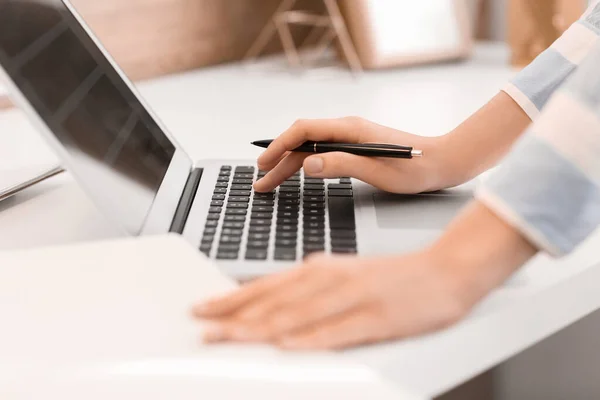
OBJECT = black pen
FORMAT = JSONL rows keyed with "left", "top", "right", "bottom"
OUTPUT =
{"left": 251, "top": 140, "right": 423, "bottom": 159}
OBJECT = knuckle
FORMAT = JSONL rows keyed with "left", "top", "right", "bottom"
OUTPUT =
{"left": 291, "top": 119, "right": 306, "bottom": 130}
{"left": 343, "top": 116, "right": 364, "bottom": 127}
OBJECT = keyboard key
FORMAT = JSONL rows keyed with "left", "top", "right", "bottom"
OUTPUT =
{"left": 214, "top": 188, "right": 228, "bottom": 194}
{"left": 220, "top": 236, "right": 242, "bottom": 244}
{"left": 303, "top": 209, "right": 325, "bottom": 216}
{"left": 226, "top": 202, "right": 248, "bottom": 209}
{"left": 303, "top": 196, "right": 325, "bottom": 203}
{"left": 233, "top": 179, "right": 253, "bottom": 185}
{"left": 276, "top": 225, "right": 296, "bottom": 232}
{"left": 274, "top": 248, "right": 296, "bottom": 261}
{"left": 275, "top": 239, "right": 297, "bottom": 248}
{"left": 331, "top": 238, "right": 357, "bottom": 248}
{"left": 221, "top": 228, "right": 244, "bottom": 236}
{"left": 303, "top": 228, "right": 324, "bottom": 236}
{"left": 215, "top": 182, "right": 229, "bottom": 188}
{"left": 205, "top": 220, "right": 219, "bottom": 227}
{"left": 304, "top": 236, "right": 325, "bottom": 244}
{"left": 206, "top": 213, "right": 220, "bottom": 221}
{"left": 304, "top": 184, "right": 325, "bottom": 190}
{"left": 223, "top": 221, "right": 245, "bottom": 229}
{"left": 332, "top": 247, "right": 357, "bottom": 254}
{"left": 277, "top": 218, "right": 298, "bottom": 226}
{"left": 225, "top": 209, "right": 247, "bottom": 216}
{"left": 201, "top": 235, "right": 215, "bottom": 244}
{"left": 286, "top": 176, "right": 300, "bottom": 181}
{"left": 209, "top": 206, "right": 222, "bottom": 213}
{"left": 280, "top": 181, "right": 301, "bottom": 187}
{"left": 328, "top": 196, "right": 356, "bottom": 229}
{"left": 212, "top": 194, "right": 226, "bottom": 200}
{"left": 231, "top": 184, "right": 252, "bottom": 191}
{"left": 245, "top": 249, "right": 268, "bottom": 260}
{"left": 304, "top": 243, "right": 325, "bottom": 252}
{"left": 219, "top": 244, "right": 241, "bottom": 251}
{"left": 247, "top": 240, "right": 269, "bottom": 249}
{"left": 277, "top": 211, "right": 298, "bottom": 219}
{"left": 235, "top": 167, "right": 255, "bottom": 173}
{"left": 248, "top": 233, "right": 270, "bottom": 241}
{"left": 304, "top": 221, "right": 325, "bottom": 229}
{"left": 328, "top": 189, "right": 353, "bottom": 197}
{"left": 340, "top": 178, "right": 351, "bottom": 184}
{"left": 279, "top": 192, "right": 300, "bottom": 199}
{"left": 279, "top": 186, "right": 300, "bottom": 193}
{"left": 230, "top": 190, "right": 251, "bottom": 197}
{"left": 233, "top": 173, "right": 254, "bottom": 179}
{"left": 275, "top": 231, "right": 297, "bottom": 239}
{"left": 229, "top": 196, "right": 250, "bottom": 203}
{"left": 278, "top": 204, "right": 299, "bottom": 212}
{"left": 249, "top": 225, "right": 271, "bottom": 233}
{"left": 252, "top": 199, "right": 274, "bottom": 206}
{"left": 211, "top": 200, "right": 224, "bottom": 207}
{"left": 221, "top": 165, "right": 232, "bottom": 171}
{"left": 251, "top": 212, "right": 273, "bottom": 219}
{"left": 254, "top": 193, "right": 275, "bottom": 199}
{"left": 224, "top": 215, "right": 246, "bottom": 222}
{"left": 218, "top": 171, "right": 230, "bottom": 177}
{"left": 204, "top": 227, "right": 217, "bottom": 235}
{"left": 304, "top": 190, "right": 325, "bottom": 196}
{"left": 250, "top": 219, "right": 271, "bottom": 226}
{"left": 278, "top": 198, "right": 300, "bottom": 205}
{"left": 217, "top": 176, "right": 230, "bottom": 182}
{"left": 331, "top": 230, "right": 356, "bottom": 239}
{"left": 252, "top": 205, "right": 274, "bottom": 213}
{"left": 304, "top": 202, "right": 325, "bottom": 209}
{"left": 329, "top": 183, "right": 353, "bottom": 190}
{"left": 304, "top": 215, "right": 324, "bottom": 222}
{"left": 199, "top": 243, "right": 212, "bottom": 255}
{"left": 217, "top": 252, "right": 239, "bottom": 260}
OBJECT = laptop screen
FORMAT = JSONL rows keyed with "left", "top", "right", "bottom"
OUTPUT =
{"left": 0, "top": 0, "right": 176, "bottom": 234}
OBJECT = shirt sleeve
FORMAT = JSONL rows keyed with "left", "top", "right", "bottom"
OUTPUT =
{"left": 502, "top": 1, "right": 600, "bottom": 121}
{"left": 477, "top": 40, "right": 600, "bottom": 257}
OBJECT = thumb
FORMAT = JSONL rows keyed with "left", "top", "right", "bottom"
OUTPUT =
{"left": 303, "top": 152, "right": 379, "bottom": 180}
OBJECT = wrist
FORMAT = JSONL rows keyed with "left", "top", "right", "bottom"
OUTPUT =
{"left": 427, "top": 200, "right": 538, "bottom": 308}
{"left": 415, "top": 135, "right": 453, "bottom": 192}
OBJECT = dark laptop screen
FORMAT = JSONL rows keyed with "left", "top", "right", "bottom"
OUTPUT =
{"left": 0, "top": 0, "right": 176, "bottom": 233}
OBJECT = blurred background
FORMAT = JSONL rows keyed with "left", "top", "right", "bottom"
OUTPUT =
{"left": 1, "top": 1, "right": 599, "bottom": 399}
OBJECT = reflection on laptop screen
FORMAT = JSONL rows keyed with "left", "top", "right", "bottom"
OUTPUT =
{"left": 0, "top": 0, "right": 176, "bottom": 234}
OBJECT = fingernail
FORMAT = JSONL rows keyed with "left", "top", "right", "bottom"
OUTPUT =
{"left": 304, "top": 157, "right": 324, "bottom": 174}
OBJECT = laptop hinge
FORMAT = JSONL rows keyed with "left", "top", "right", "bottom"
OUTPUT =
{"left": 169, "top": 168, "right": 203, "bottom": 234}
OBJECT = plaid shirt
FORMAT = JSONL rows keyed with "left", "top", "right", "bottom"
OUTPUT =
{"left": 477, "top": 2, "right": 600, "bottom": 256}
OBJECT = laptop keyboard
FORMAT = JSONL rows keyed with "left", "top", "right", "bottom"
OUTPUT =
{"left": 200, "top": 165, "right": 357, "bottom": 261}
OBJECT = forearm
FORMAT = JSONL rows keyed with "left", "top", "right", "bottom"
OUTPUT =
{"left": 429, "top": 200, "right": 538, "bottom": 308}
{"left": 433, "top": 91, "right": 531, "bottom": 189}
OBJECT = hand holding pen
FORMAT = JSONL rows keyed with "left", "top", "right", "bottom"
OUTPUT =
{"left": 252, "top": 117, "right": 440, "bottom": 194}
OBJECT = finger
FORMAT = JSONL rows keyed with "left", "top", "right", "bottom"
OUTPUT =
{"left": 235, "top": 266, "right": 338, "bottom": 321}
{"left": 233, "top": 280, "right": 368, "bottom": 342}
{"left": 253, "top": 152, "right": 306, "bottom": 192}
{"left": 302, "top": 152, "right": 381, "bottom": 180}
{"left": 278, "top": 308, "right": 383, "bottom": 350}
{"left": 193, "top": 266, "right": 306, "bottom": 318}
{"left": 258, "top": 118, "right": 363, "bottom": 170}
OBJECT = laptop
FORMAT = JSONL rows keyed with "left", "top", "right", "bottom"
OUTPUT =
{"left": 0, "top": 0, "right": 472, "bottom": 279}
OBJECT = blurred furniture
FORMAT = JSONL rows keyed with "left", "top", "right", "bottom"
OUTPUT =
{"left": 508, "top": 0, "right": 586, "bottom": 67}
{"left": 0, "top": 0, "right": 326, "bottom": 109}
{"left": 340, "top": 0, "right": 473, "bottom": 69}
{"left": 4, "top": 43, "right": 600, "bottom": 399}
{"left": 244, "top": 0, "right": 362, "bottom": 73}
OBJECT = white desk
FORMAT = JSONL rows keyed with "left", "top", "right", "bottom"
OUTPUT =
{"left": 2, "top": 44, "right": 600, "bottom": 398}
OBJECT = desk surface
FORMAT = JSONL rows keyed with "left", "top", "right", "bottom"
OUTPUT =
{"left": 2, "top": 43, "right": 600, "bottom": 399}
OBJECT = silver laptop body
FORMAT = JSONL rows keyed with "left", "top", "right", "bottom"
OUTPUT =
{"left": 0, "top": 0, "right": 471, "bottom": 279}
